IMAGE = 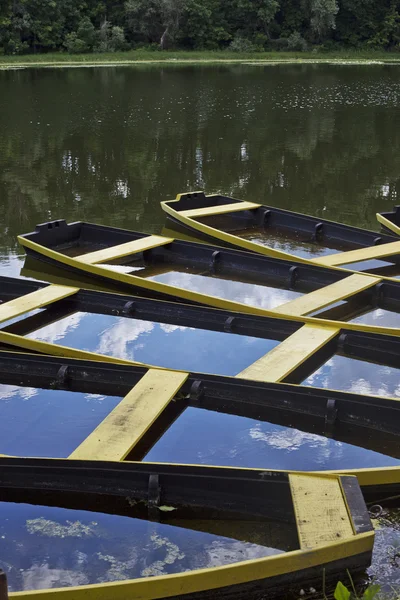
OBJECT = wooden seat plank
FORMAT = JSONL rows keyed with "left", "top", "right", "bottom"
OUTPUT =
{"left": 273, "top": 274, "right": 377, "bottom": 317}
{"left": 235, "top": 324, "right": 338, "bottom": 382}
{"left": 0, "top": 285, "right": 79, "bottom": 325}
{"left": 180, "top": 201, "right": 261, "bottom": 219}
{"left": 290, "top": 474, "right": 354, "bottom": 549}
{"left": 69, "top": 369, "right": 188, "bottom": 461}
{"left": 77, "top": 235, "right": 174, "bottom": 265}
{"left": 313, "top": 239, "right": 400, "bottom": 267}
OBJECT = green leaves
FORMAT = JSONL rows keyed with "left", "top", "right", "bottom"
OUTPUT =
{"left": 333, "top": 580, "right": 381, "bottom": 600}
{"left": 334, "top": 582, "right": 352, "bottom": 600}
{"left": 362, "top": 584, "right": 381, "bottom": 600}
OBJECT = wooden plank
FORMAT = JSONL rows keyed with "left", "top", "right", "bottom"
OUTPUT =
{"left": 180, "top": 201, "right": 261, "bottom": 219}
{"left": 69, "top": 369, "right": 188, "bottom": 461}
{"left": 377, "top": 213, "right": 400, "bottom": 236}
{"left": 313, "top": 239, "right": 400, "bottom": 267}
{"left": 273, "top": 274, "right": 377, "bottom": 317}
{"left": 0, "top": 286, "right": 79, "bottom": 325}
{"left": 235, "top": 324, "right": 338, "bottom": 383}
{"left": 290, "top": 473, "right": 354, "bottom": 549}
{"left": 77, "top": 235, "right": 174, "bottom": 265}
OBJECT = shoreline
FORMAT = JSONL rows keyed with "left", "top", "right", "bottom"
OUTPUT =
{"left": 1, "top": 50, "right": 400, "bottom": 69}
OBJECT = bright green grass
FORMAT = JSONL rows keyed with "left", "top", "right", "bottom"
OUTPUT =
{"left": 1, "top": 49, "right": 400, "bottom": 68}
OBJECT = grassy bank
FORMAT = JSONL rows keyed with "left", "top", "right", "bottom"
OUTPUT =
{"left": 1, "top": 49, "right": 400, "bottom": 68}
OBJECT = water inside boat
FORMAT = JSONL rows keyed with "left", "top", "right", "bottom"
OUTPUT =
{"left": 0, "top": 385, "right": 121, "bottom": 457}
{"left": 234, "top": 227, "right": 346, "bottom": 260}
{"left": 25, "top": 312, "right": 280, "bottom": 376}
{"left": 303, "top": 354, "right": 400, "bottom": 399}
{"left": 146, "top": 406, "right": 399, "bottom": 471}
{"left": 1, "top": 501, "right": 292, "bottom": 592}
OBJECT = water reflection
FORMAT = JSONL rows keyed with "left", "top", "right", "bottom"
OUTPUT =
{"left": 350, "top": 307, "right": 400, "bottom": 328}
{"left": 303, "top": 355, "right": 400, "bottom": 398}
{"left": 1, "top": 65, "right": 400, "bottom": 259}
{"left": 146, "top": 408, "right": 399, "bottom": 471}
{"left": 26, "top": 312, "right": 279, "bottom": 375}
{"left": 0, "top": 385, "right": 121, "bottom": 457}
{"left": 142, "top": 270, "right": 301, "bottom": 310}
{"left": 1, "top": 502, "right": 284, "bottom": 592}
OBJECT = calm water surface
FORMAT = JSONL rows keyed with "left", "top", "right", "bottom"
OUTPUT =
{"left": 0, "top": 64, "right": 399, "bottom": 592}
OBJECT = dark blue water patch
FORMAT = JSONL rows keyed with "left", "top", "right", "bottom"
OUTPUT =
{"left": 26, "top": 312, "right": 280, "bottom": 376}
{"left": 145, "top": 408, "right": 399, "bottom": 471}
{"left": 0, "top": 501, "right": 285, "bottom": 592}
{"left": 302, "top": 354, "right": 400, "bottom": 398}
{"left": 0, "top": 385, "right": 121, "bottom": 457}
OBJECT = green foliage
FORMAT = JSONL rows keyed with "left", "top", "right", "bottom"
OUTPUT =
{"left": 335, "top": 581, "right": 352, "bottom": 600}
{"left": 229, "top": 35, "right": 256, "bottom": 52}
{"left": 287, "top": 30, "right": 308, "bottom": 50}
{"left": 1, "top": 0, "right": 400, "bottom": 53}
{"left": 334, "top": 578, "right": 381, "bottom": 600}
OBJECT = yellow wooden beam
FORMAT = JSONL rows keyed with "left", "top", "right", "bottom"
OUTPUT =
{"left": 69, "top": 369, "right": 188, "bottom": 461}
{"left": 290, "top": 473, "right": 354, "bottom": 549}
{"left": 273, "top": 273, "right": 377, "bottom": 317}
{"left": 180, "top": 201, "right": 261, "bottom": 219}
{"left": 77, "top": 235, "right": 174, "bottom": 265}
{"left": 235, "top": 324, "right": 338, "bottom": 383}
{"left": 377, "top": 213, "right": 400, "bottom": 236}
{"left": 0, "top": 285, "right": 79, "bottom": 325}
{"left": 313, "top": 239, "right": 400, "bottom": 267}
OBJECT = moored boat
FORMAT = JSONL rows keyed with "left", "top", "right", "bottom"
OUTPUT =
{"left": 0, "top": 275, "right": 399, "bottom": 389}
{"left": 161, "top": 192, "right": 400, "bottom": 276}
{"left": 0, "top": 456, "right": 373, "bottom": 599}
{"left": 16, "top": 222, "right": 400, "bottom": 337}
{"left": 0, "top": 351, "right": 398, "bottom": 495}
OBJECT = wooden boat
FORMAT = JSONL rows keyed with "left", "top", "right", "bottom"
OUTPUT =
{"left": 17, "top": 221, "right": 400, "bottom": 337}
{"left": 161, "top": 192, "right": 400, "bottom": 276}
{"left": 0, "top": 350, "right": 398, "bottom": 496}
{"left": 1, "top": 276, "right": 399, "bottom": 388}
{"left": 0, "top": 456, "right": 373, "bottom": 599}
{"left": 377, "top": 205, "right": 400, "bottom": 236}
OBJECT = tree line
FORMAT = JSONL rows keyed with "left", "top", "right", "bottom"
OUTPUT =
{"left": 0, "top": 0, "right": 400, "bottom": 55}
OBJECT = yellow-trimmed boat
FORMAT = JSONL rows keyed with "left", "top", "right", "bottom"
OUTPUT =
{"left": 0, "top": 456, "right": 374, "bottom": 599}
{"left": 0, "top": 351, "right": 398, "bottom": 495}
{"left": 16, "top": 222, "right": 400, "bottom": 338}
{"left": 162, "top": 192, "right": 400, "bottom": 277}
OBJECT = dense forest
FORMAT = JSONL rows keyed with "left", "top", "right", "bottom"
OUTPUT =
{"left": 0, "top": 0, "right": 400, "bottom": 55}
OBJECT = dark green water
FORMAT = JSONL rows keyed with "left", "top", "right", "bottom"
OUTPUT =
{"left": 0, "top": 64, "right": 400, "bottom": 594}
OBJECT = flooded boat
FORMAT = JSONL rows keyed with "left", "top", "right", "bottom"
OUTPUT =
{"left": 16, "top": 222, "right": 400, "bottom": 337}
{"left": 0, "top": 456, "right": 373, "bottom": 599}
{"left": 162, "top": 192, "right": 400, "bottom": 277}
{"left": 0, "top": 350, "right": 398, "bottom": 496}
{"left": 1, "top": 276, "right": 400, "bottom": 389}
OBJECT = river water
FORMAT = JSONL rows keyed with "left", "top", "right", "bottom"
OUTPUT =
{"left": 0, "top": 64, "right": 399, "bottom": 596}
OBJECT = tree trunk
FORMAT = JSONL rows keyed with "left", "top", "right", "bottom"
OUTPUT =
{"left": 160, "top": 25, "right": 169, "bottom": 49}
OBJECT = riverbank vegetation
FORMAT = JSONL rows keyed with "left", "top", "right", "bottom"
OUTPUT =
{"left": 1, "top": 0, "right": 400, "bottom": 57}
